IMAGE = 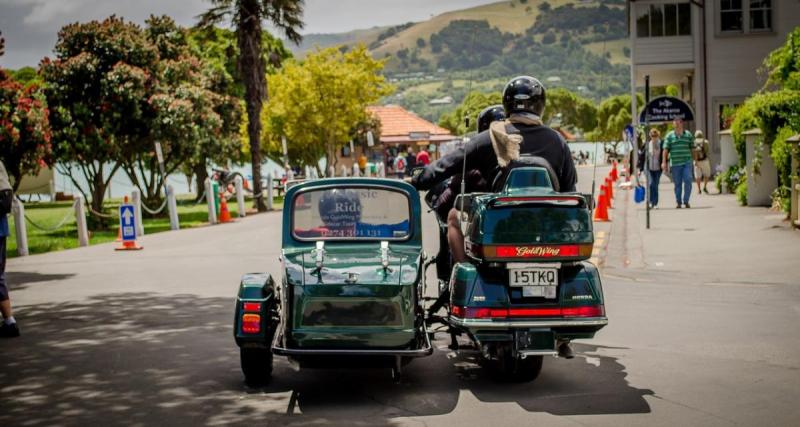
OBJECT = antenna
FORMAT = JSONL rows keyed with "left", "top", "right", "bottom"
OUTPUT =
{"left": 591, "top": 39, "right": 610, "bottom": 214}
{"left": 459, "top": 30, "right": 479, "bottom": 216}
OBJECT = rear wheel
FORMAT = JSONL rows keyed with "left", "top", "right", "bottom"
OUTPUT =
{"left": 491, "top": 345, "right": 544, "bottom": 383}
{"left": 240, "top": 348, "right": 273, "bottom": 386}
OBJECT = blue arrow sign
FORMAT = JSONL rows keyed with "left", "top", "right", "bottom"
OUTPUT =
{"left": 119, "top": 204, "right": 136, "bottom": 241}
{"left": 623, "top": 124, "right": 635, "bottom": 142}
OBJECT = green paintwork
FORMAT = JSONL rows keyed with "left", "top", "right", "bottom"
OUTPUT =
{"left": 277, "top": 179, "right": 425, "bottom": 352}
{"left": 233, "top": 273, "right": 275, "bottom": 347}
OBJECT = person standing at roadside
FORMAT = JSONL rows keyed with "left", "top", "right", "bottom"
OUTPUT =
{"left": 0, "top": 161, "right": 19, "bottom": 338}
{"left": 645, "top": 129, "right": 664, "bottom": 208}
{"left": 661, "top": 118, "right": 694, "bottom": 208}
{"left": 693, "top": 130, "right": 711, "bottom": 194}
{"left": 416, "top": 148, "right": 430, "bottom": 166}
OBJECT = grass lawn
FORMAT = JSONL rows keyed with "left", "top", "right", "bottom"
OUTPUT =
{"left": 6, "top": 195, "right": 284, "bottom": 258}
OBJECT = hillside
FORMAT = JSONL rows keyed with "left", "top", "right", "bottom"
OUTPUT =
{"left": 290, "top": 0, "right": 630, "bottom": 121}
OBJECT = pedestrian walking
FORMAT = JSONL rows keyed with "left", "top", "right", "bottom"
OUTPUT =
{"left": 393, "top": 154, "right": 407, "bottom": 179}
{"left": 406, "top": 146, "right": 417, "bottom": 171}
{"left": 645, "top": 129, "right": 664, "bottom": 208}
{"left": 0, "top": 161, "right": 19, "bottom": 338}
{"left": 662, "top": 118, "right": 695, "bottom": 208}
{"left": 693, "top": 130, "right": 712, "bottom": 194}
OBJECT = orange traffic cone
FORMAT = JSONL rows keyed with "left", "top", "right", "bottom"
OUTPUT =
{"left": 602, "top": 183, "right": 613, "bottom": 209}
{"left": 115, "top": 226, "right": 122, "bottom": 242}
{"left": 594, "top": 189, "right": 610, "bottom": 222}
{"left": 605, "top": 176, "right": 614, "bottom": 199}
{"left": 219, "top": 195, "right": 233, "bottom": 223}
{"left": 116, "top": 239, "right": 143, "bottom": 250}
{"left": 611, "top": 160, "right": 619, "bottom": 181}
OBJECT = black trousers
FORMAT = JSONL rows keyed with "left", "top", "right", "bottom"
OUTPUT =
{"left": 0, "top": 236, "right": 7, "bottom": 301}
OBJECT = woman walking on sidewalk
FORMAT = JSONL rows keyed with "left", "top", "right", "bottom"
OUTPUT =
{"left": 645, "top": 129, "right": 664, "bottom": 208}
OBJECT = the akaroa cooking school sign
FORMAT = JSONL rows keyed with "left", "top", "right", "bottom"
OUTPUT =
{"left": 639, "top": 96, "right": 695, "bottom": 123}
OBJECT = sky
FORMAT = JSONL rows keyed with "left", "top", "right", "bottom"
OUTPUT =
{"left": 0, "top": 0, "right": 499, "bottom": 69}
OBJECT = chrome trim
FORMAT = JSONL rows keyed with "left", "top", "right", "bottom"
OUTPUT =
{"left": 271, "top": 322, "right": 433, "bottom": 358}
{"left": 290, "top": 183, "right": 414, "bottom": 243}
{"left": 448, "top": 316, "right": 608, "bottom": 329}
{"left": 519, "top": 349, "right": 557, "bottom": 358}
{"left": 506, "top": 262, "right": 561, "bottom": 269}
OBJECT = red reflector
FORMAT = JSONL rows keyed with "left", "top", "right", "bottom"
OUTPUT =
{"left": 495, "top": 196, "right": 580, "bottom": 203}
{"left": 243, "top": 302, "right": 261, "bottom": 312}
{"left": 562, "top": 305, "right": 605, "bottom": 317}
{"left": 508, "top": 308, "right": 562, "bottom": 317}
{"left": 453, "top": 305, "right": 605, "bottom": 319}
{"left": 241, "top": 313, "right": 261, "bottom": 334}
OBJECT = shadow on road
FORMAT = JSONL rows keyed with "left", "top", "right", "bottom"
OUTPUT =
{"left": 5, "top": 271, "right": 76, "bottom": 291}
{"left": 1, "top": 293, "right": 652, "bottom": 426}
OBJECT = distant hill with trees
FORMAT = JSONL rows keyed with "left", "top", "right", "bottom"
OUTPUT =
{"left": 289, "top": 0, "right": 629, "bottom": 122}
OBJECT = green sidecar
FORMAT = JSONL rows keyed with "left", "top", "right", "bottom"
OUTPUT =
{"left": 233, "top": 178, "right": 432, "bottom": 384}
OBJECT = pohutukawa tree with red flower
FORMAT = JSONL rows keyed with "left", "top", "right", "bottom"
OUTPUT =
{"left": 0, "top": 30, "right": 53, "bottom": 192}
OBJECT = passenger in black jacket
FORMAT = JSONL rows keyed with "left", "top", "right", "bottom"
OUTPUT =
{"left": 413, "top": 122, "right": 576, "bottom": 193}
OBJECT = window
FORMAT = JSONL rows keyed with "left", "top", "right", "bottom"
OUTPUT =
{"left": 650, "top": 5, "right": 665, "bottom": 37}
{"left": 720, "top": 0, "right": 743, "bottom": 32}
{"left": 719, "top": 0, "right": 772, "bottom": 34}
{"left": 636, "top": 2, "right": 692, "bottom": 38}
{"left": 292, "top": 187, "right": 411, "bottom": 241}
{"left": 749, "top": 0, "right": 772, "bottom": 32}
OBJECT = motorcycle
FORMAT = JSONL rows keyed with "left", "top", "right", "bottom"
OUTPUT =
{"left": 420, "top": 158, "right": 608, "bottom": 382}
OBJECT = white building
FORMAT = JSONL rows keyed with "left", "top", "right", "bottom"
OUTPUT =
{"left": 627, "top": 0, "right": 800, "bottom": 168}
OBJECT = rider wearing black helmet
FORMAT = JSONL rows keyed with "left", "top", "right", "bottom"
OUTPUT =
{"left": 430, "top": 105, "right": 506, "bottom": 221}
{"left": 477, "top": 104, "right": 506, "bottom": 133}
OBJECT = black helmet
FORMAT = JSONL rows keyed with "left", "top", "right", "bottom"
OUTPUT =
{"left": 502, "top": 76, "right": 546, "bottom": 117}
{"left": 477, "top": 105, "right": 506, "bottom": 133}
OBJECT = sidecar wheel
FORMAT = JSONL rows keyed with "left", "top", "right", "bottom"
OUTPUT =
{"left": 240, "top": 348, "right": 273, "bottom": 386}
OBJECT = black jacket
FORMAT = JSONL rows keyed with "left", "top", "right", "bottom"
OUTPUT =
{"left": 413, "top": 123, "right": 577, "bottom": 192}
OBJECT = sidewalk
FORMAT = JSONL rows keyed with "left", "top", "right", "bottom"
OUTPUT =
{"left": 603, "top": 180, "right": 800, "bottom": 286}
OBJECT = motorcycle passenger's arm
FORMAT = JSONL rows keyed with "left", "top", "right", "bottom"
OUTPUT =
{"left": 412, "top": 136, "right": 493, "bottom": 191}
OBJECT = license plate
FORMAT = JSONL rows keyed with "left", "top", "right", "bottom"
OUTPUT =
{"left": 522, "top": 285, "right": 557, "bottom": 299}
{"left": 510, "top": 268, "right": 557, "bottom": 287}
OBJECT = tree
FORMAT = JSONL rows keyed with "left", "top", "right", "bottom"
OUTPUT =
{"left": 115, "top": 16, "right": 243, "bottom": 206}
{"left": 730, "top": 28, "right": 800, "bottom": 210}
{"left": 0, "top": 39, "right": 52, "bottom": 190}
{"left": 438, "top": 91, "right": 502, "bottom": 135}
{"left": 186, "top": 26, "right": 290, "bottom": 200}
{"left": 42, "top": 16, "right": 159, "bottom": 218}
{"left": 262, "top": 45, "right": 393, "bottom": 172}
{"left": 417, "top": 37, "right": 426, "bottom": 48}
{"left": 538, "top": 1, "right": 551, "bottom": 12}
{"left": 544, "top": 88, "right": 597, "bottom": 132}
{"left": 586, "top": 93, "right": 643, "bottom": 153}
{"left": 199, "top": 0, "right": 304, "bottom": 212}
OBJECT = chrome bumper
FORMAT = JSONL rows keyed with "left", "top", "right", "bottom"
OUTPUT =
{"left": 448, "top": 316, "right": 608, "bottom": 329}
{"left": 271, "top": 324, "right": 433, "bottom": 358}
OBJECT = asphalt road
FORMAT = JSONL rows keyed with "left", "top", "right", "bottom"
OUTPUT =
{"left": 2, "top": 166, "right": 799, "bottom": 426}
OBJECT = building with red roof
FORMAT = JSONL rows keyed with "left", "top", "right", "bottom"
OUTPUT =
{"left": 367, "top": 105, "right": 454, "bottom": 148}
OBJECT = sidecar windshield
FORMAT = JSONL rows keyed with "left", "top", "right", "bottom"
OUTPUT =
{"left": 292, "top": 187, "right": 411, "bottom": 241}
